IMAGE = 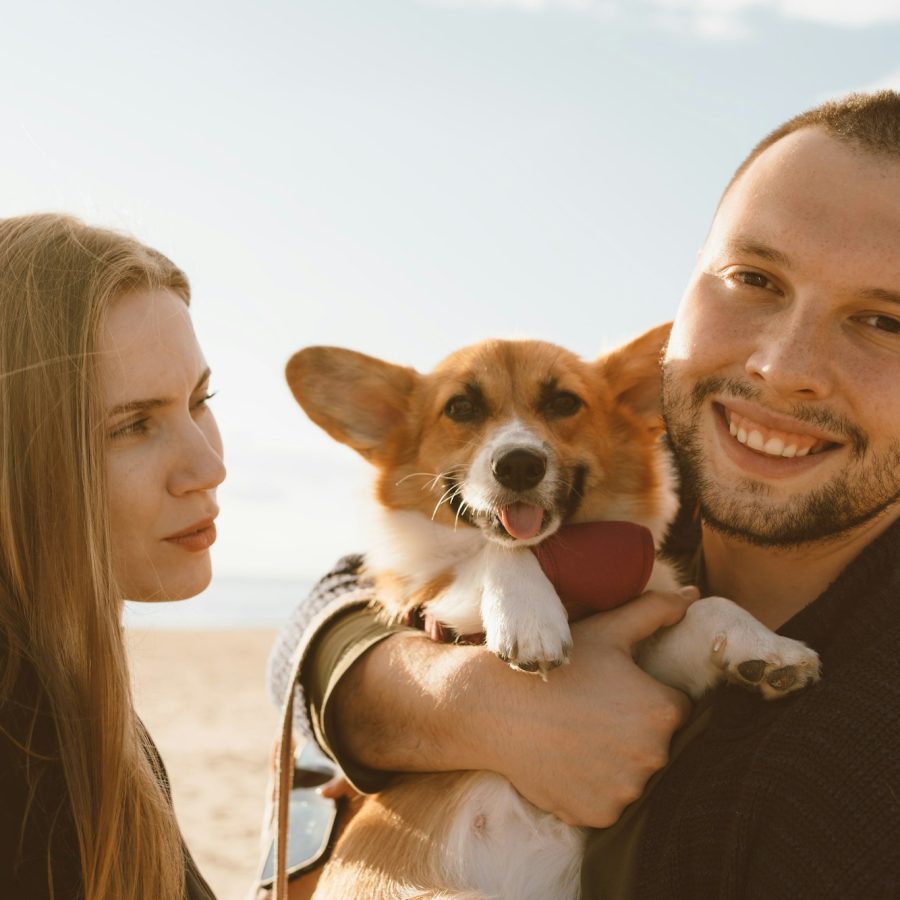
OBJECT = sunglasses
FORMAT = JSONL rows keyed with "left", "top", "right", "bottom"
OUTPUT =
{"left": 257, "top": 742, "right": 341, "bottom": 887}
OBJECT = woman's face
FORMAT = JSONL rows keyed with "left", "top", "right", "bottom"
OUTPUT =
{"left": 100, "top": 288, "right": 226, "bottom": 601}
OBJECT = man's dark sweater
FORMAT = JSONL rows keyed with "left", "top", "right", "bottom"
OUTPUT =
{"left": 620, "top": 516, "right": 900, "bottom": 899}
{"left": 268, "top": 516, "right": 900, "bottom": 899}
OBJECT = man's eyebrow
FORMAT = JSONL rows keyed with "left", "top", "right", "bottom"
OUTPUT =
{"left": 726, "top": 239, "right": 792, "bottom": 269}
{"left": 107, "top": 368, "right": 212, "bottom": 417}
{"left": 725, "top": 243, "right": 900, "bottom": 305}
{"left": 859, "top": 287, "right": 900, "bottom": 307}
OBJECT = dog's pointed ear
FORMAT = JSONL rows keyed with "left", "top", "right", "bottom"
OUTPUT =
{"left": 286, "top": 347, "right": 418, "bottom": 459}
{"left": 596, "top": 322, "right": 672, "bottom": 425}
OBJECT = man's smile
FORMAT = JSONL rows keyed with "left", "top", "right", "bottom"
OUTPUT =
{"left": 711, "top": 400, "right": 844, "bottom": 478}
{"left": 722, "top": 406, "right": 837, "bottom": 458}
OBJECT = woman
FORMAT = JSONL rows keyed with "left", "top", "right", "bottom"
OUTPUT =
{"left": 0, "top": 214, "right": 226, "bottom": 899}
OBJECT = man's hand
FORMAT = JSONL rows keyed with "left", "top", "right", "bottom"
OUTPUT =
{"left": 484, "top": 588, "right": 697, "bottom": 826}
{"left": 331, "top": 588, "right": 696, "bottom": 828}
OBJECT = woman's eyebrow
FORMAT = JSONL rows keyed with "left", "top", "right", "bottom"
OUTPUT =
{"left": 107, "top": 368, "right": 212, "bottom": 416}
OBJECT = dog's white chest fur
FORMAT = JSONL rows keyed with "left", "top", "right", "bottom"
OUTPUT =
{"left": 369, "top": 508, "right": 578, "bottom": 669}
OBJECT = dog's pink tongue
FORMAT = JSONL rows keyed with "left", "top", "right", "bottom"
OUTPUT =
{"left": 498, "top": 503, "right": 544, "bottom": 540}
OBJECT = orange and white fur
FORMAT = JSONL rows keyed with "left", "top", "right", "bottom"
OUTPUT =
{"left": 286, "top": 324, "right": 820, "bottom": 900}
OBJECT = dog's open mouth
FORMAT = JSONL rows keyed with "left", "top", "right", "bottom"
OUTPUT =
{"left": 445, "top": 465, "right": 587, "bottom": 544}
{"left": 497, "top": 503, "right": 545, "bottom": 540}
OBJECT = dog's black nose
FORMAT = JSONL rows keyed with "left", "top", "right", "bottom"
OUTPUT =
{"left": 492, "top": 448, "right": 547, "bottom": 491}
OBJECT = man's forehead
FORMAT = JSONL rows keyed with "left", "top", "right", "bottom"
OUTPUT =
{"left": 708, "top": 127, "right": 900, "bottom": 249}
{"left": 722, "top": 126, "right": 900, "bottom": 207}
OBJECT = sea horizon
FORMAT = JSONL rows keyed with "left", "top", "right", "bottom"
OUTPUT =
{"left": 123, "top": 575, "right": 313, "bottom": 630}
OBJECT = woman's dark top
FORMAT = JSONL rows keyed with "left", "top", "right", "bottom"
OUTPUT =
{"left": 0, "top": 637, "right": 216, "bottom": 899}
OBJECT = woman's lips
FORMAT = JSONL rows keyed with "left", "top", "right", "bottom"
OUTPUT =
{"left": 164, "top": 520, "right": 217, "bottom": 552}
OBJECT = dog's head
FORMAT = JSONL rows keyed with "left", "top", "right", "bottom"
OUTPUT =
{"left": 287, "top": 323, "right": 672, "bottom": 546}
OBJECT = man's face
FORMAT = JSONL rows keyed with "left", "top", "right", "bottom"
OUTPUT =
{"left": 663, "top": 127, "right": 900, "bottom": 547}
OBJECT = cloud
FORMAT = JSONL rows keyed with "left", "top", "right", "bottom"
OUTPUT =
{"left": 424, "top": 0, "right": 900, "bottom": 37}
{"left": 778, "top": 0, "right": 900, "bottom": 28}
{"left": 430, "top": 0, "right": 614, "bottom": 12}
{"left": 649, "top": 6, "right": 752, "bottom": 39}
{"left": 648, "top": 0, "right": 900, "bottom": 36}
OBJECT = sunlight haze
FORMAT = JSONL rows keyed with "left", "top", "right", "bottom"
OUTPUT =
{"left": 3, "top": 0, "right": 898, "bottom": 581}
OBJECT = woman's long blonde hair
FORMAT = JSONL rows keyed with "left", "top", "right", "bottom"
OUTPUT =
{"left": 0, "top": 214, "right": 192, "bottom": 898}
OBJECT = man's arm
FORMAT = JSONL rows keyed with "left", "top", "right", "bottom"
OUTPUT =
{"left": 329, "top": 589, "right": 697, "bottom": 827}
{"left": 267, "top": 555, "right": 374, "bottom": 745}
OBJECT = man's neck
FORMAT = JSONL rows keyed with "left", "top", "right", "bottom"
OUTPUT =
{"left": 701, "top": 511, "right": 899, "bottom": 631}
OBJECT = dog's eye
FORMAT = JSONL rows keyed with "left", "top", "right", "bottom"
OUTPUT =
{"left": 545, "top": 391, "right": 583, "bottom": 418}
{"left": 444, "top": 395, "right": 479, "bottom": 422}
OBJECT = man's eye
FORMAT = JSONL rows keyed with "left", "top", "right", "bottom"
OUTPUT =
{"left": 444, "top": 395, "right": 479, "bottom": 422}
{"left": 731, "top": 271, "right": 772, "bottom": 289}
{"left": 544, "top": 391, "right": 583, "bottom": 418}
{"left": 859, "top": 314, "right": 900, "bottom": 335}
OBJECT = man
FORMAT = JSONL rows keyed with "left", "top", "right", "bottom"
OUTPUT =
{"left": 269, "top": 91, "right": 900, "bottom": 897}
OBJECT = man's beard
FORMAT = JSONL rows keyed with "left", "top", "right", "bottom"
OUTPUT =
{"left": 660, "top": 366, "right": 900, "bottom": 548}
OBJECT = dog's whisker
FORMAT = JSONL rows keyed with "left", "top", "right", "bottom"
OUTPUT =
{"left": 422, "top": 465, "right": 468, "bottom": 494}
{"left": 395, "top": 471, "right": 442, "bottom": 487}
{"left": 435, "top": 482, "right": 470, "bottom": 523}
{"left": 454, "top": 501, "right": 465, "bottom": 530}
{"left": 436, "top": 484, "right": 458, "bottom": 505}
{"left": 431, "top": 484, "right": 461, "bottom": 520}
{"left": 454, "top": 501, "right": 472, "bottom": 530}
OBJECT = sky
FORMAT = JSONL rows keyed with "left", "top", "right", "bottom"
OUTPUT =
{"left": 2, "top": 0, "right": 899, "bottom": 582}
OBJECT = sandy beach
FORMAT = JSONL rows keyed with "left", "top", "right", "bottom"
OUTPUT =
{"left": 127, "top": 629, "right": 281, "bottom": 900}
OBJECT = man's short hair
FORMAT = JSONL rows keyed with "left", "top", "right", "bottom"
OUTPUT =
{"left": 724, "top": 90, "right": 900, "bottom": 196}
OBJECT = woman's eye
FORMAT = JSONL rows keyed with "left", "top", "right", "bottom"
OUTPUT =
{"left": 192, "top": 390, "right": 217, "bottom": 412}
{"left": 444, "top": 395, "right": 479, "bottom": 422}
{"left": 110, "top": 418, "right": 149, "bottom": 439}
{"left": 859, "top": 314, "right": 900, "bottom": 335}
{"left": 544, "top": 391, "right": 583, "bottom": 418}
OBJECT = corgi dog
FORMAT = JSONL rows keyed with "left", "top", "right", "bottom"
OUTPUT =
{"left": 285, "top": 324, "right": 820, "bottom": 900}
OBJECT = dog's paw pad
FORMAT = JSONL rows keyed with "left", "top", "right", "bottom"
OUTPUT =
{"left": 736, "top": 659, "right": 767, "bottom": 683}
{"left": 729, "top": 647, "right": 820, "bottom": 700}
{"left": 766, "top": 665, "right": 799, "bottom": 691}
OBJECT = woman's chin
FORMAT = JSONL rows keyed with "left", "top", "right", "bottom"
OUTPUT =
{"left": 123, "top": 559, "right": 214, "bottom": 603}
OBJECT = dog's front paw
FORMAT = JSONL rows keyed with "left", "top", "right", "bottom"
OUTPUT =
{"left": 479, "top": 546, "right": 573, "bottom": 678}
{"left": 636, "top": 596, "right": 822, "bottom": 700}
{"left": 484, "top": 603, "right": 573, "bottom": 679}
{"left": 716, "top": 626, "right": 821, "bottom": 701}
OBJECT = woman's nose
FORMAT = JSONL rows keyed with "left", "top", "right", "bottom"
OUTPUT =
{"left": 168, "top": 415, "right": 226, "bottom": 496}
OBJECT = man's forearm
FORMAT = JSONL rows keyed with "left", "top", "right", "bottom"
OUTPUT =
{"left": 328, "top": 591, "right": 696, "bottom": 828}
{"left": 330, "top": 630, "right": 497, "bottom": 774}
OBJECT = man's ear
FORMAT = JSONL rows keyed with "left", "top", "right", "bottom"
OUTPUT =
{"left": 286, "top": 347, "right": 418, "bottom": 459}
{"left": 595, "top": 321, "right": 672, "bottom": 426}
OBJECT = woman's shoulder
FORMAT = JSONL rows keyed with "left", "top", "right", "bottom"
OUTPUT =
{"left": 0, "top": 627, "right": 51, "bottom": 744}
{"left": 0, "top": 630, "right": 81, "bottom": 896}
{"left": 0, "top": 625, "right": 59, "bottom": 779}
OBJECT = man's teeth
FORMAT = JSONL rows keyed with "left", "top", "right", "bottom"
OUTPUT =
{"left": 727, "top": 416, "right": 817, "bottom": 458}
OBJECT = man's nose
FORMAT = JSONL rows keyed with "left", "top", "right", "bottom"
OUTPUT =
{"left": 744, "top": 298, "right": 835, "bottom": 400}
